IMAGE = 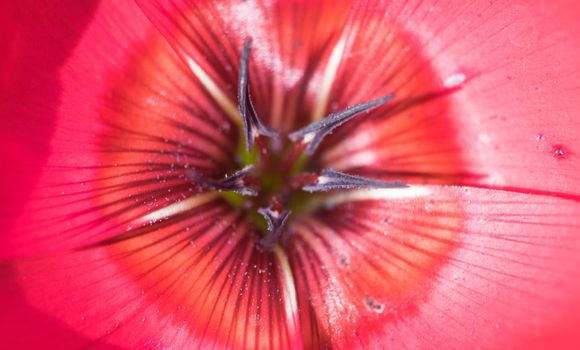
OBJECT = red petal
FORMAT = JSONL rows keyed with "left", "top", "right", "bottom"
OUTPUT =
{"left": 136, "top": 0, "right": 354, "bottom": 131}
{"left": 3, "top": 0, "right": 580, "bottom": 349}
{"left": 287, "top": 186, "right": 580, "bottom": 349}
{"left": 319, "top": 0, "right": 580, "bottom": 196}
{"left": 440, "top": 0, "right": 580, "bottom": 196}
{"left": 1, "top": 0, "right": 239, "bottom": 258}
{"left": 0, "top": 0, "right": 99, "bottom": 245}
{"left": 4, "top": 203, "right": 303, "bottom": 349}
{"left": 318, "top": 4, "right": 468, "bottom": 184}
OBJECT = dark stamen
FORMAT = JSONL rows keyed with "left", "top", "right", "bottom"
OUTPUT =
{"left": 302, "top": 169, "right": 407, "bottom": 193}
{"left": 191, "top": 165, "right": 258, "bottom": 196}
{"left": 258, "top": 206, "right": 291, "bottom": 250}
{"left": 288, "top": 94, "right": 395, "bottom": 155}
{"left": 238, "top": 38, "right": 279, "bottom": 151}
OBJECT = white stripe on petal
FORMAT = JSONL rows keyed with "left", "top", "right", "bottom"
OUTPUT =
{"left": 139, "top": 192, "right": 218, "bottom": 223}
{"left": 184, "top": 55, "right": 242, "bottom": 126}
{"left": 324, "top": 186, "right": 431, "bottom": 207}
{"left": 311, "top": 36, "right": 347, "bottom": 121}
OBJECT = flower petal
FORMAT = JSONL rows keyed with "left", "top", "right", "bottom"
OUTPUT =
{"left": 3, "top": 1, "right": 580, "bottom": 349}
{"left": 320, "top": 0, "right": 580, "bottom": 195}
{"left": 287, "top": 186, "right": 580, "bottom": 349}
{"left": 4, "top": 202, "right": 303, "bottom": 349}
{"left": 0, "top": 2, "right": 303, "bottom": 347}
{"left": 436, "top": 0, "right": 580, "bottom": 195}
{"left": 1, "top": 0, "right": 240, "bottom": 259}
{"left": 136, "top": 0, "right": 354, "bottom": 130}
{"left": 0, "top": 0, "right": 99, "bottom": 247}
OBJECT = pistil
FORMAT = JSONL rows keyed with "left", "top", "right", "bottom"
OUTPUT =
{"left": 258, "top": 206, "right": 291, "bottom": 250}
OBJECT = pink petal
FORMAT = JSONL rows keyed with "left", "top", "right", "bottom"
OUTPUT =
{"left": 321, "top": 0, "right": 580, "bottom": 196}
{"left": 287, "top": 186, "right": 580, "bottom": 349}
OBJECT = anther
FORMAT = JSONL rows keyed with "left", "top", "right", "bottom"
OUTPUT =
{"left": 238, "top": 38, "right": 279, "bottom": 152}
{"left": 258, "top": 206, "right": 291, "bottom": 250}
{"left": 302, "top": 169, "right": 407, "bottom": 193}
{"left": 288, "top": 94, "right": 394, "bottom": 155}
{"left": 190, "top": 165, "right": 258, "bottom": 196}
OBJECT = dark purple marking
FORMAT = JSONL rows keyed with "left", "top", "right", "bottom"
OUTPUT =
{"left": 238, "top": 38, "right": 279, "bottom": 151}
{"left": 302, "top": 169, "right": 407, "bottom": 193}
{"left": 288, "top": 94, "right": 394, "bottom": 155}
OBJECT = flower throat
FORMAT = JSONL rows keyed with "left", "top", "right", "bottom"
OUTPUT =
{"left": 202, "top": 38, "right": 406, "bottom": 250}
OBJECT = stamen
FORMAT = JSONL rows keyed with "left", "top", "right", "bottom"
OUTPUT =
{"left": 258, "top": 206, "right": 291, "bottom": 250}
{"left": 238, "top": 38, "right": 279, "bottom": 151}
{"left": 288, "top": 94, "right": 394, "bottom": 155}
{"left": 191, "top": 165, "right": 258, "bottom": 196}
{"left": 302, "top": 169, "right": 407, "bottom": 193}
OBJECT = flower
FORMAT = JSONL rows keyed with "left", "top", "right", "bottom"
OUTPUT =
{"left": 2, "top": 0, "right": 580, "bottom": 349}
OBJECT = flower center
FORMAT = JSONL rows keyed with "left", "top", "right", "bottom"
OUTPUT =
{"left": 95, "top": 20, "right": 468, "bottom": 258}
{"left": 209, "top": 39, "right": 406, "bottom": 249}
{"left": 73, "top": 12, "right": 475, "bottom": 347}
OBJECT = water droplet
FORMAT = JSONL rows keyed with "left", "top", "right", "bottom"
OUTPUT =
{"left": 364, "top": 295, "right": 385, "bottom": 314}
{"left": 444, "top": 73, "right": 466, "bottom": 88}
{"left": 552, "top": 145, "right": 569, "bottom": 159}
{"left": 535, "top": 133, "right": 544, "bottom": 141}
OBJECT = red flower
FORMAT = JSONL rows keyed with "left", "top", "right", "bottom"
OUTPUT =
{"left": 2, "top": 0, "right": 580, "bottom": 349}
